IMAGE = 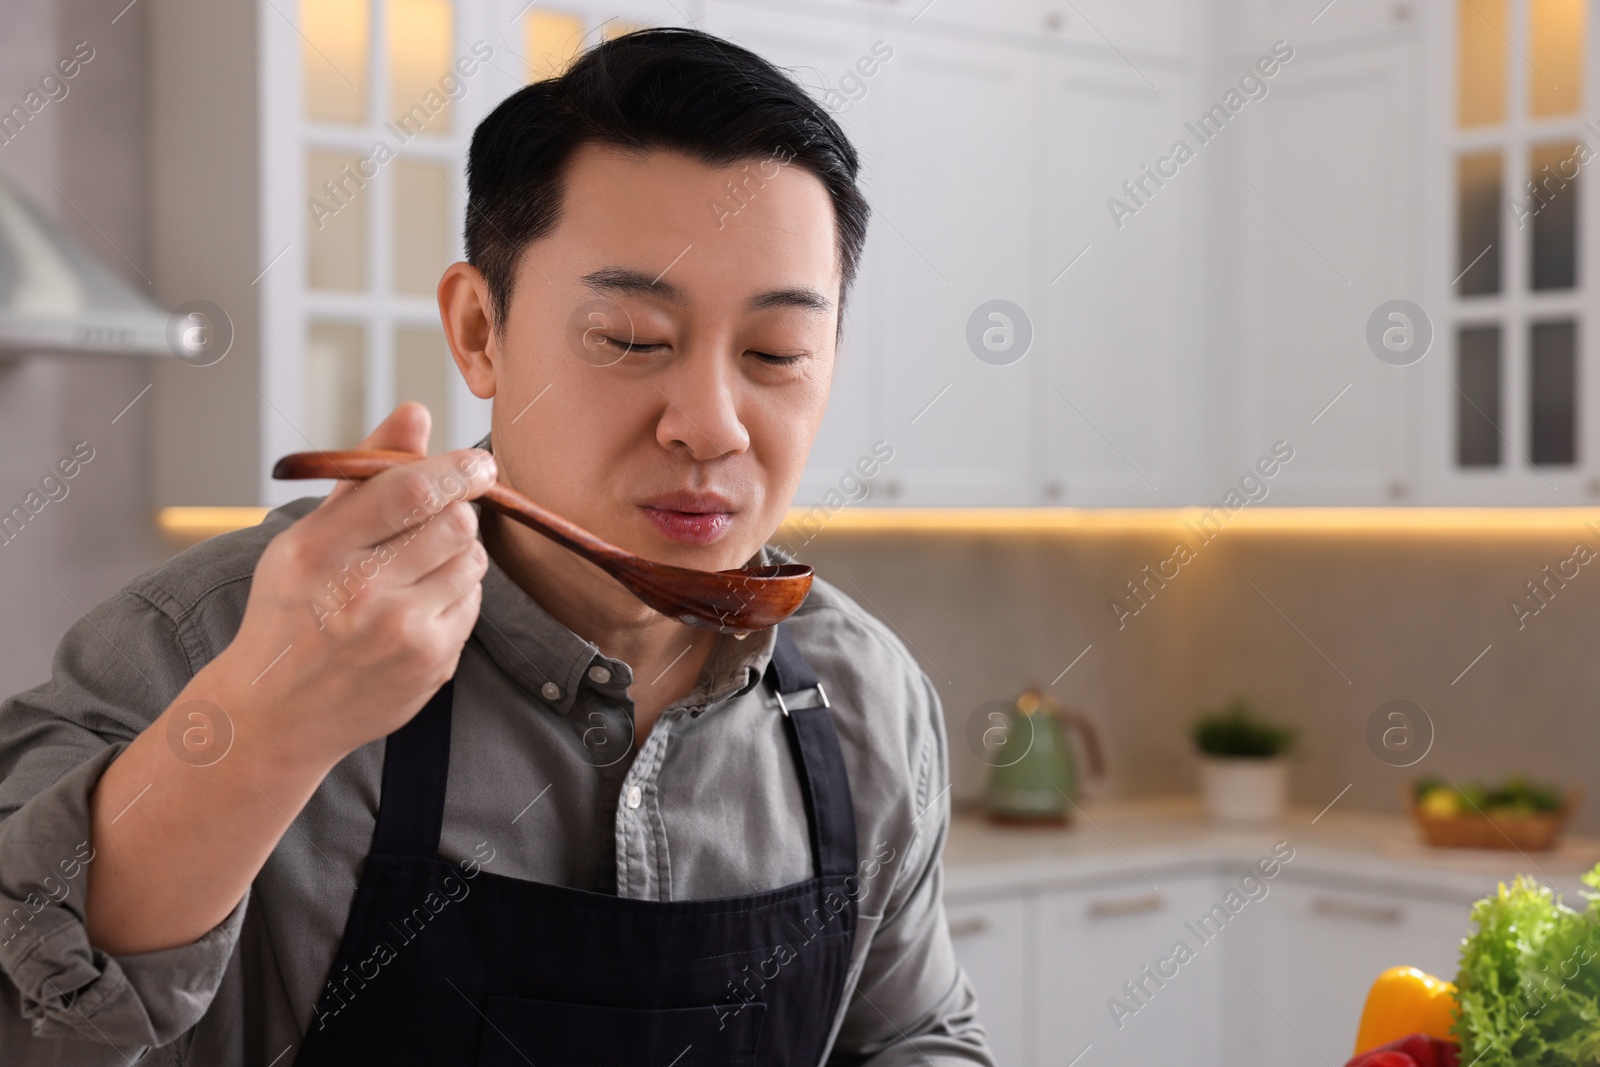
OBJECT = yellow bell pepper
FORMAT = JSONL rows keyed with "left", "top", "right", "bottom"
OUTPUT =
{"left": 1354, "top": 966, "right": 1458, "bottom": 1055}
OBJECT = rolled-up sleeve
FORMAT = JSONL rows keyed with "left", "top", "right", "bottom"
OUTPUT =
{"left": 832, "top": 670, "right": 996, "bottom": 1066}
{"left": 0, "top": 588, "right": 247, "bottom": 1055}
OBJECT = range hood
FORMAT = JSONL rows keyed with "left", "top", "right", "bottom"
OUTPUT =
{"left": 0, "top": 169, "right": 171, "bottom": 357}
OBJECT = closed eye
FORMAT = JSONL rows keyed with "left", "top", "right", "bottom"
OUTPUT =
{"left": 601, "top": 338, "right": 803, "bottom": 366}
{"left": 599, "top": 336, "right": 666, "bottom": 354}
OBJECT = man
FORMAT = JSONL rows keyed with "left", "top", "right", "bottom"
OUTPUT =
{"left": 0, "top": 27, "right": 993, "bottom": 1066}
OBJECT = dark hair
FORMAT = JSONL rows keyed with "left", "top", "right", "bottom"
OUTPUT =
{"left": 464, "top": 27, "right": 870, "bottom": 330}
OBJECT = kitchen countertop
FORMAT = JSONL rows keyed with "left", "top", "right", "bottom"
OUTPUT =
{"left": 943, "top": 795, "right": 1600, "bottom": 903}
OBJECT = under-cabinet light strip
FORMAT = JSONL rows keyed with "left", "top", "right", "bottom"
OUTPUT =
{"left": 157, "top": 506, "right": 1600, "bottom": 539}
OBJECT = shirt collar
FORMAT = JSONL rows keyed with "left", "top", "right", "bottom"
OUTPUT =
{"left": 473, "top": 539, "right": 783, "bottom": 717}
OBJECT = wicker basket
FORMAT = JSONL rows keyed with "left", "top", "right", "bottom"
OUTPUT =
{"left": 1404, "top": 785, "right": 1581, "bottom": 851}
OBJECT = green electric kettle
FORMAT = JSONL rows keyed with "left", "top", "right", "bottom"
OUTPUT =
{"left": 983, "top": 688, "right": 1105, "bottom": 824}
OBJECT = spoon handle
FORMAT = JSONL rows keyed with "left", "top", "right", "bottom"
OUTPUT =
{"left": 270, "top": 449, "right": 629, "bottom": 566}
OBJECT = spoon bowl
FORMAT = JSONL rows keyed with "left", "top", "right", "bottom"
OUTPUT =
{"left": 271, "top": 449, "right": 813, "bottom": 635}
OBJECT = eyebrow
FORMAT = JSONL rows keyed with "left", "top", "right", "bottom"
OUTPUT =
{"left": 749, "top": 287, "right": 833, "bottom": 314}
{"left": 581, "top": 267, "right": 687, "bottom": 306}
{"left": 580, "top": 266, "right": 833, "bottom": 315}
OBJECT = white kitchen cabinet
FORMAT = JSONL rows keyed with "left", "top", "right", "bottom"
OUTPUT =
{"left": 1229, "top": 0, "right": 1419, "bottom": 47}
{"left": 156, "top": 0, "right": 1528, "bottom": 511}
{"left": 722, "top": 0, "right": 1196, "bottom": 56}
{"left": 944, "top": 864, "right": 1479, "bottom": 1067}
{"left": 872, "top": 32, "right": 1045, "bottom": 505}
{"left": 896, "top": 0, "right": 1046, "bottom": 38}
{"left": 940, "top": 804, "right": 1600, "bottom": 1066}
{"left": 1038, "top": 0, "right": 1196, "bottom": 58}
{"left": 1414, "top": 0, "right": 1600, "bottom": 505}
{"left": 721, "top": 0, "right": 899, "bottom": 22}
{"left": 946, "top": 894, "right": 1036, "bottom": 1067}
{"left": 1243, "top": 878, "right": 1467, "bottom": 1066}
{"left": 907, "top": 0, "right": 1198, "bottom": 55}
{"left": 1228, "top": 38, "right": 1423, "bottom": 504}
{"left": 1041, "top": 55, "right": 1206, "bottom": 505}
{"left": 1227, "top": 0, "right": 1600, "bottom": 508}
{"left": 1035, "top": 873, "right": 1226, "bottom": 1067}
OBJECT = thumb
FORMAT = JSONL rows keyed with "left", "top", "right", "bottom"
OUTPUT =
{"left": 322, "top": 402, "right": 432, "bottom": 505}
{"left": 359, "top": 401, "right": 431, "bottom": 454}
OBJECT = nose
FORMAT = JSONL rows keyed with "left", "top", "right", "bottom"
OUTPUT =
{"left": 653, "top": 341, "right": 751, "bottom": 462}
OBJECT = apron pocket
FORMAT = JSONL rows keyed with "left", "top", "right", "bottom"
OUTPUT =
{"left": 475, "top": 996, "right": 767, "bottom": 1067}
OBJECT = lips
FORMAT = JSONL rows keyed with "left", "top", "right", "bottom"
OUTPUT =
{"left": 641, "top": 491, "right": 735, "bottom": 513}
{"left": 638, "top": 491, "right": 736, "bottom": 546}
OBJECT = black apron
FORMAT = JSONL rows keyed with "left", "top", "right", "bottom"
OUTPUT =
{"left": 292, "top": 622, "right": 859, "bottom": 1066}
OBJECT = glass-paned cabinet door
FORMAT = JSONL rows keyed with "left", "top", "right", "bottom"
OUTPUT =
{"left": 1436, "top": 0, "right": 1595, "bottom": 501}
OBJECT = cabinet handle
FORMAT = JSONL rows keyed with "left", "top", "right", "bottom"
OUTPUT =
{"left": 948, "top": 915, "right": 990, "bottom": 938}
{"left": 1088, "top": 893, "right": 1166, "bottom": 920}
{"left": 1312, "top": 897, "right": 1403, "bottom": 924}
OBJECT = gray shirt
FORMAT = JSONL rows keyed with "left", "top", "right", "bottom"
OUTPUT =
{"left": 0, "top": 496, "right": 993, "bottom": 1066}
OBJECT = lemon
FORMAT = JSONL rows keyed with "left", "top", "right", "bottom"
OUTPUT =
{"left": 1420, "top": 788, "right": 1460, "bottom": 818}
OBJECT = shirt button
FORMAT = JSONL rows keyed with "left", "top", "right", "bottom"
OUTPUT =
{"left": 625, "top": 785, "right": 642, "bottom": 809}
{"left": 540, "top": 682, "right": 561, "bottom": 701}
{"left": 588, "top": 665, "right": 612, "bottom": 685}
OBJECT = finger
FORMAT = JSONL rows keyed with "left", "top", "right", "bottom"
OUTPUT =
{"left": 437, "top": 576, "right": 484, "bottom": 631}
{"left": 311, "top": 448, "right": 497, "bottom": 552}
{"left": 366, "top": 500, "right": 483, "bottom": 588}
{"left": 412, "top": 539, "right": 489, "bottom": 624}
{"left": 323, "top": 402, "right": 434, "bottom": 507}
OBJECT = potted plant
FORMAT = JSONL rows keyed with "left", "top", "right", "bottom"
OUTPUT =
{"left": 1191, "top": 697, "right": 1295, "bottom": 823}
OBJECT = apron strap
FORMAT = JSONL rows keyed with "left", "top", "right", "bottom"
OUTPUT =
{"left": 765, "top": 625, "right": 859, "bottom": 881}
{"left": 371, "top": 679, "right": 454, "bottom": 858}
{"left": 370, "top": 623, "right": 858, "bottom": 879}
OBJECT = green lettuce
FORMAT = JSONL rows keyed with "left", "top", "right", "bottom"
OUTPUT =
{"left": 1454, "top": 864, "right": 1600, "bottom": 1066}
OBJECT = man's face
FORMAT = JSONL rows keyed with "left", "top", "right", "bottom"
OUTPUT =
{"left": 483, "top": 143, "right": 839, "bottom": 574}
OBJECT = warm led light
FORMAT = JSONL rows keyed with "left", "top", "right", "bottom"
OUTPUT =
{"left": 775, "top": 507, "right": 1600, "bottom": 535}
{"left": 158, "top": 506, "right": 1600, "bottom": 542}
{"left": 158, "top": 507, "right": 271, "bottom": 535}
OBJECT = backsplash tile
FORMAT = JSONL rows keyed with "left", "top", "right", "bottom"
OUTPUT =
{"left": 796, "top": 526, "right": 1600, "bottom": 835}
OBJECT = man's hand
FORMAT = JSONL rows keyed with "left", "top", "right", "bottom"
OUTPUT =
{"left": 220, "top": 402, "right": 497, "bottom": 764}
{"left": 85, "top": 404, "right": 498, "bottom": 956}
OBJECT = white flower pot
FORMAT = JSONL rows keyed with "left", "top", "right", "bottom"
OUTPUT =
{"left": 1199, "top": 756, "right": 1288, "bottom": 824}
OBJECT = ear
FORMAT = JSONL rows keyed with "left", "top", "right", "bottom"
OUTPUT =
{"left": 438, "top": 261, "right": 498, "bottom": 399}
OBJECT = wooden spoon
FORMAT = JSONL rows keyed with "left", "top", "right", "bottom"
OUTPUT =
{"left": 272, "top": 449, "right": 812, "bottom": 635}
